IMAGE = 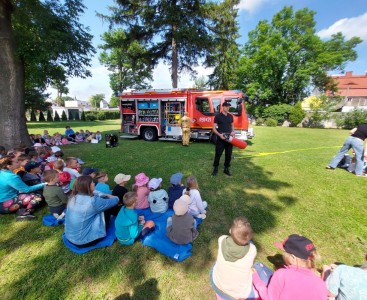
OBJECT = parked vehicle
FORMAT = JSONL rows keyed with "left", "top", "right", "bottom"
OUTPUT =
{"left": 119, "top": 89, "right": 254, "bottom": 142}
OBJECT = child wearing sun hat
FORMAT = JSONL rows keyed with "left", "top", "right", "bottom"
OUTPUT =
{"left": 133, "top": 172, "right": 150, "bottom": 209}
{"left": 252, "top": 234, "right": 327, "bottom": 300}
{"left": 168, "top": 172, "right": 185, "bottom": 209}
{"left": 166, "top": 195, "right": 198, "bottom": 245}
{"left": 148, "top": 178, "right": 169, "bottom": 213}
{"left": 112, "top": 173, "right": 131, "bottom": 203}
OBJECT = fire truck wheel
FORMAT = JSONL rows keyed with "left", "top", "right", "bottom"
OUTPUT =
{"left": 142, "top": 127, "right": 157, "bottom": 141}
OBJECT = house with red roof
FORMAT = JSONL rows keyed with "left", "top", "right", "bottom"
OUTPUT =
{"left": 331, "top": 71, "right": 367, "bottom": 112}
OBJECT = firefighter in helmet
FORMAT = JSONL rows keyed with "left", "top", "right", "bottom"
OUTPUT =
{"left": 178, "top": 112, "right": 192, "bottom": 146}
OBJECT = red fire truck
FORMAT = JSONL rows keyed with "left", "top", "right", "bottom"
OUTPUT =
{"left": 119, "top": 89, "right": 254, "bottom": 142}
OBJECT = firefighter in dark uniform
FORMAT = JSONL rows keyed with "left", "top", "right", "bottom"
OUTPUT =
{"left": 212, "top": 102, "right": 234, "bottom": 176}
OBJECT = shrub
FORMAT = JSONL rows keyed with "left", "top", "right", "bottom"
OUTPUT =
{"left": 39, "top": 111, "right": 46, "bottom": 122}
{"left": 334, "top": 114, "right": 345, "bottom": 128}
{"left": 81, "top": 111, "right": 86, "bottom": 121}
{"left": 54, "top": 111, "right": 60, "bottom": 121}
{"left": 46, "top": 110, "right": 53, "bottom": 122}
{"left": 86, "top": 114, "right": 97, "bottom": 121}
{"left": 255, "top": 117, "right": 264, "bottom": 126}
{"left": 61, "top": 110, "right": 67, "bottom": 121}
{"left": 343, "top": 109, "right": 367, "bottom": 129}
{"left": 30, "top": 110, "right": 37, "bottom": 121}
{"left": 262, "top": 104, "right": 292, "bottom": 124}
{"left": 289, "top": 101, "right": 306, "bottom": 127}
{"left": 97, "top": 112, "right": 107, "bottom": 120}
{"left": 265, "top": 118, "right": 277, "bottom": 127}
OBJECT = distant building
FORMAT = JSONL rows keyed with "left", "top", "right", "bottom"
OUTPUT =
{"left": 100, "top": 100, "right": 109, "bottom": 109}
{"left": 330, "top": 71, "right": 367, "bottom": 112}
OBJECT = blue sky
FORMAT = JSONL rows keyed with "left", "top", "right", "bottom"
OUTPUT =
{"left": 48, "top": 0, "right": 367, "bottom": 102}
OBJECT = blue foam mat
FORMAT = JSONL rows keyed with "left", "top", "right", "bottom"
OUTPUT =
{"left": 135, "top": 208, "right": 202, "bottom": 262}
{"left": 62, "top": 217, "right": 116, "bottom": 254}
{"left": 43, "top": 214, "right": 65, "bottom": 226}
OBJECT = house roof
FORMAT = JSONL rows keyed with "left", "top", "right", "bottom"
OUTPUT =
{"left": 332, "top": 71, "right": 367, "bottom": 97}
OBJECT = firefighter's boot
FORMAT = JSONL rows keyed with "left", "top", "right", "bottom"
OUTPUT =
{"left": 212, "top": 166, "right": 218, "bottom": 176}
{"left": 224, "top": 167, "right": 231, "bottom": 176}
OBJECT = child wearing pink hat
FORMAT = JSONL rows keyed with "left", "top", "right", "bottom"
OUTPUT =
{"left": 133, "top": 172, "right": 150, "bottom": 209}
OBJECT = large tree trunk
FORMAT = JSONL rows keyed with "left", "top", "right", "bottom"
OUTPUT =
{"left": 0, "top": 0, "right": 31, "bottom": 150}
{"left": 171, "top": 23, "right": 178, "bottom": 88}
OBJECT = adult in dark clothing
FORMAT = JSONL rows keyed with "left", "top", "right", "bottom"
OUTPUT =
{"left": 212, "top": 102, "right": 234, "bottom": 176}
{"left": 327, "top": 124, "right": 367, "bottom": 176}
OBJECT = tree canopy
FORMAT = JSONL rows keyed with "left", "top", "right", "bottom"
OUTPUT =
{"left": 100, "top": 0, "right": 214, "bottom": 88}
{"left": 0, "top": 0, "right": 95, "bottom": 149}
{"left": 89, "top": 94, "right": 105, "bottom": 108}
{"left": 99, "top": 29, "right": 152, "bottom": 96}
{"left": 236, "top": 6, "right": 362, "bottom": 106}
{"left": 204, "top": 0, "right": 240, "bottom": 90}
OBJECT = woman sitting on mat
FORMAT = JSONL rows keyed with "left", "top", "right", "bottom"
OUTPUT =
{"left": 64, "top": 175, "right": 119, "bottom": 247}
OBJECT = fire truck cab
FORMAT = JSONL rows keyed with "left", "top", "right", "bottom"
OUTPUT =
{"left": 119, "top": 89, "right": 254, "bottom": 142}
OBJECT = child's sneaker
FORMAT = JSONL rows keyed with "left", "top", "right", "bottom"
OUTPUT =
{"left": 53, "top": 213, "right": 59, "bottom": 219}
{"left": 57, "top": 212, "right": 66, "bottom": 220}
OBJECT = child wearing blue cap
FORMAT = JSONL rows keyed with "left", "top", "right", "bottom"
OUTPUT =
{"left": 168, "top": 172, "right": 185, "bottom": 209}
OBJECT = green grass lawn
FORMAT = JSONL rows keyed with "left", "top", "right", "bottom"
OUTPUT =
{"left": 1, "top": 121, "right": 366, "bottom": 299}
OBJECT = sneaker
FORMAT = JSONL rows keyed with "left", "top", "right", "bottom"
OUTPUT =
{"left": 325, "top": 166, "right": 335, "bottom": 170}
{"left": 16, "top": 214, "right": 37, "bottom": 221}
{"left": 224, "top": 168, "right": 232, "bottom": 176}
{"left": 211, "top": 167, "right": 218, "bottom": 176}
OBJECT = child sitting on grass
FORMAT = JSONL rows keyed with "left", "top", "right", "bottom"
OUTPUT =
{"left": 95, "top": 172, "right": 112, "bottom": 195}
{"left": 168, "top": 172, "right": 185, "bottom": 209}
{"left": 183, "top": 175, "right": 207, "bottom": 219}
{"left": 148, "top": 178, "right": 169, "bottom": 213}
{"left": 133, "top": 172, "right": 150, "bottom": 209}
{"left": 211, "top": 217, "right": 257, "bottom": 300}
{"left": 112, "top": 173, "right": 130, "bottom": 203}
{"left": 166, "top": 195, "right": 198, "bottom": 245}
{"left": 115, "top": 192, "right": 155, "bottom": 245}
{"left": 53, "top": 159, "right": 71, "bottom": 195}
{"left": 43, "top": 169, "right": 68, "bottom": 217}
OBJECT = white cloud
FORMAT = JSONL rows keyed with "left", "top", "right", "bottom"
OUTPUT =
{"left": 318, "top": 12, "right": 367, "bottom": 41}
{"left": 236, "top": 0, "right": 271, "bottom": 13}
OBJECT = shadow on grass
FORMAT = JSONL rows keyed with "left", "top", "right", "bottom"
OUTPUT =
{"left": 1, "top": 137, "right": 298, "bottom": 299}
{"left": 114, "top": 278, "right": 160, "bottom": 300}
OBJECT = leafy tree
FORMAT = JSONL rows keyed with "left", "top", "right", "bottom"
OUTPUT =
{"left": 109, "top": 96, "right": 120, "bottom": 108}
{"left": 262, "top": 104, "right": 292, "bottom": 124}
{"left": 101, "top": 0, "right": 213, "bottom": 88}
{"left": 39, "top": 111, "right": 46, "bottom": 122}
{"left": 99, "top": 29, "right": 153, "bottom": 95}
{"left": 193, "top": 75, "right": 208, "bottom": 89}
{"left": 61, "top": 110, "right": 67, "bottom": 121}
{"left": 54, "top": 111, "right": 60, "bottom": 121}
{"left": 204, "top": 0, "right": 240, "bottom": 89}
{"left": 81, "top": 111, "right": 86, "bottom": 121}
{"left": 289, "top": 101, "right": 306, "bottom": 127}
{"left": 30, "top": 110, "right": 37, "bottom": 122}
{"left": 89, "top": 94, "right": 105, "bottom": 109}
{"left": 46, "top": 110, "right": 53, "bottom": 122}
{"left": 236, "top": 6, "right": 362, "bottom": 106}
{"left": 0, "top": 0, "right": 94, "bottom": 149}
{"left": 51, "top": 77, "right": 69, "bottom": 106}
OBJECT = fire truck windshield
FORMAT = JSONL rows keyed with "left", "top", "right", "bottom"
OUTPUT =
{"left": 225, "top": 98, "right": 242, "bottom": 115}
